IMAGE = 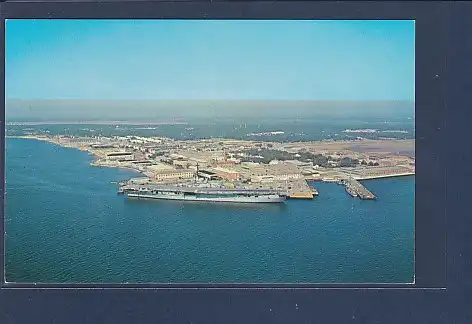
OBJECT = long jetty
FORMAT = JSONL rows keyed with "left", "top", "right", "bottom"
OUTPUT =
{"left": 340, "top": 178, "right": 376, "bottom": 200}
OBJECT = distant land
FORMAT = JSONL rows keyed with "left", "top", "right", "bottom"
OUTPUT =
{"left": 6, "top": 121, "right": 189, "bottom": 126}
{"left": 6, "top": 99, "right": 414, "bottom": 122}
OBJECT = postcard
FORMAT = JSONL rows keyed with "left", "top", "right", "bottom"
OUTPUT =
{"left": 5, "top": 19, "right": 415, "bottom": 284}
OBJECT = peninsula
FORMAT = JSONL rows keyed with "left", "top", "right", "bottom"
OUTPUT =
{"left": 12, "top": 132, "right": 415, "bottom": 201}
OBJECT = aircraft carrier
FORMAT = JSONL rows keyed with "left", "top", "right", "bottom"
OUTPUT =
{"left": 121, "top": 186, "right": 287, "bottom": 203}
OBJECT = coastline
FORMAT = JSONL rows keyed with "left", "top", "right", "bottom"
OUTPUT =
{"left": 8, "top": 135, "right": 415, "bottom": 184}
{"left": 6, "top": 134, "right": 415, "bottom": 147}
{"left": 8, "top": 135, "right": 147, "bottom": 178}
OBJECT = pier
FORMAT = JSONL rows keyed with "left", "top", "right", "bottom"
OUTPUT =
{"left": 286, "top": 179, "right": 318, "bottom": 199}
{"left": 340, "top": 178, "right": 376, "bottom": 200}
{"left": 343, "top": 166, "right": 415, "bottom": 181}
{"left": 353, "top": 172, "right": 414, "bottom": 181}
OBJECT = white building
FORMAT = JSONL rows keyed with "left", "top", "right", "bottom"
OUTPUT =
{"left": 251, "top": 173, "right": 303, "bottom": 183}
{"left": 153, "top": 170, "right": 195, "bottom": 181}
{"left": 106, "top": 152, "right": 134, "bottom": 161}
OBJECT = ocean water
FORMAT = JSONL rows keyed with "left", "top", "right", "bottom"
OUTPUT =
{"left": 4, "top": 138, "right": 415, "bottom": 283}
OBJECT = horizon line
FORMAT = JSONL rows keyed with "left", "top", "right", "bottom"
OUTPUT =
{"left": 6, "top": 121, "right": 191, "bottom": 126}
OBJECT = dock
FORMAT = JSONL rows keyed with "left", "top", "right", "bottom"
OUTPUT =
{"left": 340, "top": 178, "right": 376, "bottom": 200}
{"left": 342, "top": 166, "right": 415, "bottom": 181}
{"left": 287, "top": 179, "right": 318, "bottom": 199}
{"left": 353, "top": 172, "right": 414, "bottom": 181}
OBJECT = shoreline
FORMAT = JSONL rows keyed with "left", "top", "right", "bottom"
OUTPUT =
{"left": 10, "top": 135, "right": 415, "bottom": 184}
{"left": 8, "top": 135, "right": 147, "bottom": 178}
{"left": 6, "top": 135, "right": 415, "bottom": 146}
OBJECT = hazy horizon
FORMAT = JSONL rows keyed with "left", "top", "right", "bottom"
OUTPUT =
{"left": 7, "top": 20, "right": 414, "bottom": 123}
{"left": 5, "top": 99, "right": 414, "bottom": 122}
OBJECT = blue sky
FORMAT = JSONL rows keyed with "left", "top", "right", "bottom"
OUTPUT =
{"left": 6, "top": 20, "right": 415, "bottom": 101}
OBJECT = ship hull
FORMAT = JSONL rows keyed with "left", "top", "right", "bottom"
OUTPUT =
{"left": 127, "top": 193, "right": 286, "bottom": 203}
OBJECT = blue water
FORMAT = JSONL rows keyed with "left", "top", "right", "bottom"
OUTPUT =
{"left": 5, "top": 138, "right": 414, "bottom": 283}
